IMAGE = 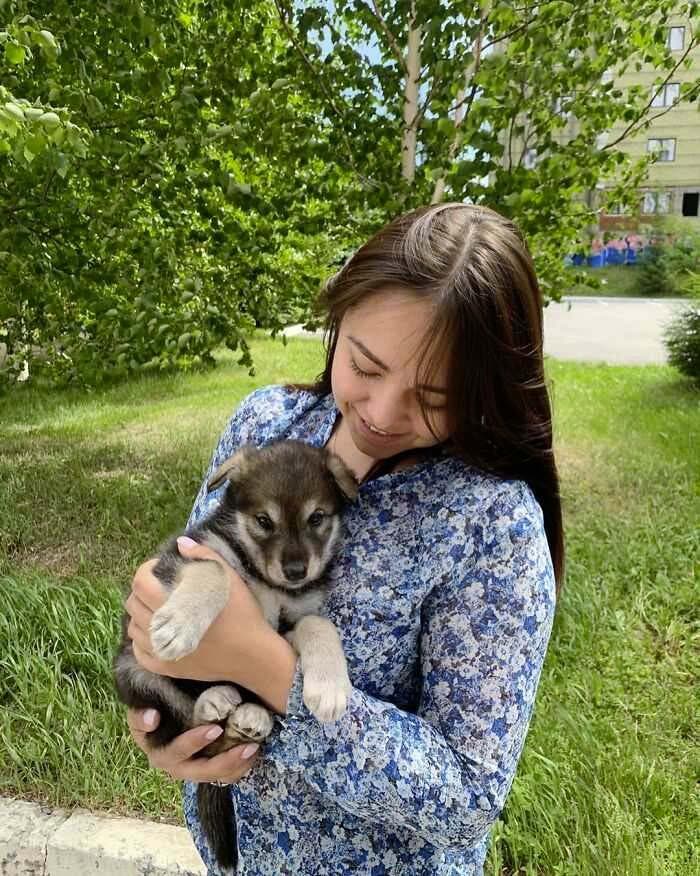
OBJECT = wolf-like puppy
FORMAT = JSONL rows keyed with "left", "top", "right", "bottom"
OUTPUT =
{"left": 114, "top": 440, "right": 357, "bottom": 873}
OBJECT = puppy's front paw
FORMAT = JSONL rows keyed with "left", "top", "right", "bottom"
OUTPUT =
{"left": 226, "top": 703, "right": 274, "bottom": 744}
{"left": 302, "top": 665, "right": 352, "bottom": 723}
{"left": 150, "top": 603, "right": 207, "bottom": 661}
{"left": 192, "top": 685, "right": 243, "bottom": 726}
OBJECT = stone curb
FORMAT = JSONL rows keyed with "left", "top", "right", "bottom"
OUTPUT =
{"left": 0, "top": 797, "right": 206, "bottom": 876}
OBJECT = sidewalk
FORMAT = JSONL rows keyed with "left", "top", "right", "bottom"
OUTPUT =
{"left": 541, "top": 295, "right": 687, "bottom": 365}
{"left": 0, "top": 797, "right": 205, "bottom": 876}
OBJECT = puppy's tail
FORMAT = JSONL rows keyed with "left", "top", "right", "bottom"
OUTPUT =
{"left": 197, "top": 783, "right": 237, "bottom": 872}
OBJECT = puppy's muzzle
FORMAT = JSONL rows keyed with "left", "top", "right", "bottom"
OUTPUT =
{"left": 283, "top": 560, "right": 307, "bottom": 582}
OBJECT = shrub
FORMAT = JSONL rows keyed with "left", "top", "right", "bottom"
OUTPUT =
{"left": 636, "top": 243, "right": 700, "bottom": 297}
{"left": 664, "top": 304, "right": 700, "bottom": 383}
{"left": 636, "top": 219, "right": 700, "bottom": 297}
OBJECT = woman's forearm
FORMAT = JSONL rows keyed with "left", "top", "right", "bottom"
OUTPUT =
{"left": 232, "top": 627, "right": 297, "bottom": 715}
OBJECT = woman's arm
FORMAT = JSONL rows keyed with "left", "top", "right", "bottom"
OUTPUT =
{"left": 126, "top": 545, "right": 298, "bottom": 714}
{"left": 260, "top": 486, "right": 557, "bottom": 851}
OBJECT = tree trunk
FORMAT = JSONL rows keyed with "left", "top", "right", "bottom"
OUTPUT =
{"left": 401, "top": 4, "right": 421, "bottom": 183}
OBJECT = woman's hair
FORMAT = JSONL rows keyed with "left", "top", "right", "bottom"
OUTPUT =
{"left": 306, "top": 202, "right": 564, "bottom": 591}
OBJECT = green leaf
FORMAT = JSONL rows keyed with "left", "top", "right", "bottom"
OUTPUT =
{"left": 38, "top": 112, "right": 61, "bottom": 129}
{"left": 5, "top": 43, "right": 26, "bottom": 65}
{"left": 37, "top": 30, "right": 59, "bottom": 50}
{"left": 3, "top": 102, "right": 25, "bottom": 122}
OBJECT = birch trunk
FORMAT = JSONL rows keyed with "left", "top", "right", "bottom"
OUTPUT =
{"left": 401, "top": 5, "right": 421, "bottom": 183}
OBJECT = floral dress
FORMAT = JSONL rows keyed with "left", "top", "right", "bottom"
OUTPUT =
{"left": 182, "top": 385, "right": 556, "bottom": 875}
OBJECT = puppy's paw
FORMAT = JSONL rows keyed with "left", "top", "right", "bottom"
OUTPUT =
{"left": 302, "top": 664, "right": 352, "bottom": 723}
{"left": 226, "top": 703, "right": 274, "bottom": 744}
{"left": 150, "top": 604, "right": 207, "bottom": 661}
{"left": 192, "top": 685, "right": 243, "bottom": 726}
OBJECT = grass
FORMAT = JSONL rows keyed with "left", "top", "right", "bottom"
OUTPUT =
{"left": 1, "top": 337, "right": 698, "bottom": 874}
{"left": 565, "top": 265, "right": 643, "bottom": 298}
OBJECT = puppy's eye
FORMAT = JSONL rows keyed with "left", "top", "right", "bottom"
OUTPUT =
{"left": 307, "top": 510, "right": 325, "bottom": 528}
{"left": 255, "top": 514, "right": 274, "bottom": 532}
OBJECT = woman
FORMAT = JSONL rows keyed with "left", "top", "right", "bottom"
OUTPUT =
{"left": 125, "top": 202, "right": 563, "bottom": 875}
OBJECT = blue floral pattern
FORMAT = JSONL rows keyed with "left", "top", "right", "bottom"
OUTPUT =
{"left": 181, "top": 385, "right": 556, "bottom": 875}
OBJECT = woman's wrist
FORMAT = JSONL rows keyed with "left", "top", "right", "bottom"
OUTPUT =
{"left": 232, "top": 626, "right": 297, "bottom": 716}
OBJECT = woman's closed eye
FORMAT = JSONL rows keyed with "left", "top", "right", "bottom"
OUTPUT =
{"left": 420, "top": 397, "right": 446, "bottom": 412}
{"left": 349, "top": 357, "right": 379, "bottom": 379}
{"left": 351, "top": 355, "right": 445, "bottom": 410}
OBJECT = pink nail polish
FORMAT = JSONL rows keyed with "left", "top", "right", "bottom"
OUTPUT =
{"left": 177, "top": 536, "right": 198, "bottom": 551}
{"left": 240, "top": 744, "right": 259, "bottom": 759}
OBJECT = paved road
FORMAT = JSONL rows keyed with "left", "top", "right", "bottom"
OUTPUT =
{"left": 543, "top": 296, "right": 689, "bottom": 365}
{"left": 286, "top": 297, "right": 690, "bottom": 366}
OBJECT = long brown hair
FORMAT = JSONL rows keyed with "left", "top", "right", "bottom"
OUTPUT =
{"left": 306, "top": 203, "right": 564, "bottom": 592}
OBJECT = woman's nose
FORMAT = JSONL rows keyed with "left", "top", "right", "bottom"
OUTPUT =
{"left": 365, "top": 384, "right": 407, "bottom": 431}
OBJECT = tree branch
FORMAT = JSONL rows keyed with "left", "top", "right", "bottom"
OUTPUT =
{"left": 602, "top": 31, "right": 699, "bottom": 152}
{"left": 272, "top": 0, "right": 378, "bottom": 187}
{"left": 361, "top": 0, "right": 408, "bottom": 76}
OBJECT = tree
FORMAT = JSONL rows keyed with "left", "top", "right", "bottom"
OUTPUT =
{"left": 4, "top": 1, "right": 700, "bottom": 386}
{"left": 0, "top": 1, "right": 367, "bottom": 386}
{"left": 273, "top": 0, "right": 700, "bottom": 299}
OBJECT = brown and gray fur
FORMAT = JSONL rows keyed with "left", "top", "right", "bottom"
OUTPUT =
{"left": 114, "top": 440, "right": 357, "bottom": 873}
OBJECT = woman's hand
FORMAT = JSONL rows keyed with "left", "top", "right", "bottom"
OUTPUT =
{"left": 126, "top": 535, "right": 298, "bottom": 715}
{"left": 127, "top": 707, "right": 260, "bottom": 783}
{"left": 125, "top": 537, "right": 271, "bottom": 684}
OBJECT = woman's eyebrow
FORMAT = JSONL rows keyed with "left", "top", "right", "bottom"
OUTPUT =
{"left": 347, "top": 336, "right": 388, "bottom": 370}
{"left": 348, "top": 335, "right": 447, "bottom": 394}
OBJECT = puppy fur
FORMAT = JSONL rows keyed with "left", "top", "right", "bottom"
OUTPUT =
{"left": 114, "top": 440, "right": 357, "bottom": 872}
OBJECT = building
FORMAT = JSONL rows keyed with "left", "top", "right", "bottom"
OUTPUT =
{"left": 599, "top": 12, "right": 700, "bottom": 229}
{"left": 497, "top": 11, "right": 700, "bottom": 236}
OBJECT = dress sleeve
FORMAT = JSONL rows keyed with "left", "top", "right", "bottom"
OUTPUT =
{"left": 262, "top": 483, "right": 556, "bottom": 850}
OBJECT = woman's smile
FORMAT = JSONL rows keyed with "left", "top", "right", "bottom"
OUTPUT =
{"left": 353, "top": 407, "right": 408, "bottom": 445}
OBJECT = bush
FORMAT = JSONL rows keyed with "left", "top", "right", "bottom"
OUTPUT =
{"left": 636, "top": 219, "right": 700, "bottom": 297}
{"left": 664, "top": 304, "right": 700, "bottom": 383}
{"left": 636, "top": 243, "right": 700, "bottom": 297}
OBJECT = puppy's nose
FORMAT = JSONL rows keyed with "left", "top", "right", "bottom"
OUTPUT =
{"left": 283, "top": 561, "right": 307, "bottom": 582}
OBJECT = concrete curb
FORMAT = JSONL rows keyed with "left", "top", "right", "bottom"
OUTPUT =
{"left": 0, "top": 797, "right": 206, "bottom": 875}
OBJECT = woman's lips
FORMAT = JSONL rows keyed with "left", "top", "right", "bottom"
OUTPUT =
{"left": 353, "top": 409, "right": 406, "bottom": 444}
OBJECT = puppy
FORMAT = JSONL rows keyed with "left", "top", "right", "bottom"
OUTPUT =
{"left": 114, "top": 440, "right": 357, "bottom": 872}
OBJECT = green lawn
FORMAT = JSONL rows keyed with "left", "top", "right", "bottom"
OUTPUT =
{"left": 1, "top": 337, "right": 698, "bottom": 875}
{"left": 565, "top": 264, "right": 642, "bottom": 298}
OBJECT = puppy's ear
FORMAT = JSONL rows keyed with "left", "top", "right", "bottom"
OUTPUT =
{"left": 326, "top": 452, "right": 358, "bottom": 502}
{"left": 207, "top": 446, "right": 257, "bottom": 492}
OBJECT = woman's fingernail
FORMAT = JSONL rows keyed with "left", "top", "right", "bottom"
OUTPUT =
{"left": 177, "top": 536, "right": 198, "bottom": 551}
{"left": 240, "top": 743, "right": 259, "bottom": 760}
{"left": 205, "top": 726, "right": 224, "bottom": 741}
{"left": 143, "top": 709, "right": 157, "bottom": 729}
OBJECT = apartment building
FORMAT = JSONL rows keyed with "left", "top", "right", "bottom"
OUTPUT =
{"left": 498, "top": 12, "right": 700, "bottom": 233}
{"left": 599, "top": 13, "right": 700, "bottom": 229}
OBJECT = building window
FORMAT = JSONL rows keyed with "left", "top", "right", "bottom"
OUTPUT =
{"left": 682, "top": 192, "right": 699, "bottom": 217}
{"left": 647, "top": 138, "right": 676, "bottom": 161}
{"left": 604, "top": 202, "right": 627, "bottom": 215}
{"left": 651, "top": 82, "right": 680, "bottom": 108}
{"left": 522, "top": 148, "right": 537, "bottom": 169}
{"left": 668, "top": 27, "right": 685, "bottom": 51}
{"left": 552, "top": 96, "right": 574, "bottom": 119}
{"left": 642, "top": 191, "right": 671, "bottom": 214}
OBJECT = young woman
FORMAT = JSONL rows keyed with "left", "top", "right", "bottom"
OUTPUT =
{"left": 124, "top": 202, "right": 563, "bottom": 875}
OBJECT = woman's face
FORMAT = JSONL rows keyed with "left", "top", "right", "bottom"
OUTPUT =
{"left": 330, "top": 289, "right": 450, "bottom": 461}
